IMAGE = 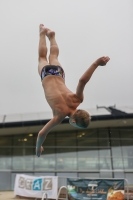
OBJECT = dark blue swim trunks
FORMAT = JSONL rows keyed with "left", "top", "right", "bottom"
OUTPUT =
{"left": 41, "top": 65, "right": 65, "bottom": 81}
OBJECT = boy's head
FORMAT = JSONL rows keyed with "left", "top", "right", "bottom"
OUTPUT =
{"left": 69, "top": 109, "right": 91, "bottom": 128}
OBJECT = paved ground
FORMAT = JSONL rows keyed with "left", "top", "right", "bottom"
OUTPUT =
{"left": 0, "top": 191, "right": 34, "bottom": 200}
{"left": 0, "top": 191, "right": 15, "bottom": 200}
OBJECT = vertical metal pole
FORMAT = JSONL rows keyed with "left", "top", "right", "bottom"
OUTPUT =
{"left": 124, "top": 179, "right": 129, "bottom": 200}
{"left": 108, "top": 128, "right": 114, "bottom": 177}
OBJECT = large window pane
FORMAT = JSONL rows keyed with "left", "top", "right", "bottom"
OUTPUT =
{"left": 77, "top": 130, "right": 98, "bottom": 171}
{"left": 0, "top": 148, "right": 12, "bottom": 170}
{"left": 78, "top": 148, "right": 99, "bottom": 170}
{"left": 41, "top": 132, "right": 55, "bottom": 147}
{"left": 13, "top": 134, "right": 34, "bottom": 146}
{"left": 34, "top": 148, "right": 55, "bottom": 171}
{"left": 78, "top": 173, "right": 99, "bottom": 178}
{"left": 12, "top": 148, "right": 25, "bottom": 170}
{"left": 114, "top": 172, "right": 124, "bottom": 179}
{"left": 56, "top": 131, "right": 76, "bottom": 146}
{"left": 99, "top": 149, "right": 112, "bottom": 170}
{"left": 111, "top": 140, "right": 123, "bottom": 169}
{"left": 120, "top": 128, "right": 133, "bottom": 139}
{"left": 121, "top": 141, "right": 133, "bottom": 170}
{"left": 98, "top": 129, "right": 109, "bottom": 139}
{"left": 98, "top": 129, "right": 110, "bottom": 148}
{"left": 120, "top": 128, "right": 133, "bottom": 170}
{"left": 12, "top": 148, "right": 34, "bottom": 170}
{"left": 100, "top": 171, "right": 112, "bottom": 178}
{"left": 0, "top": 136, "right": 12, "bottom": 146}
{"left": 56, "top": 148, "right": 77, "bottom": 170}
{"left": 25, "top": 148, "right": 34, "bottom": 170}
{"left": 77, "top": 129, "right": 98, "bottom": 146}
{"left": 110, "top": 129, "right": 124, "bottom": 170}
{"left": 110, "top": 128, "right": 120, "bottom": 138}
{"left": 98, "top": 129, "right": 111, "bottom": 170}
{"left": 125, "top": 173, "right": 133, "bottom": 185}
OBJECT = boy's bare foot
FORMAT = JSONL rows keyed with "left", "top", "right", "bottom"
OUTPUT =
{"left": 39, "top": 24, "right": 48, "bottom": 35}
{"left": 46, "top": 29, "right": 55, "bottom": 39}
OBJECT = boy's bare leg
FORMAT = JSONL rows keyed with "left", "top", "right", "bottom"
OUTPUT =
{"left": 47, "top": 30, "right": 61, "bottom": 66}
{"left": 38, "top": 24, "right": 49, "bottom": 76}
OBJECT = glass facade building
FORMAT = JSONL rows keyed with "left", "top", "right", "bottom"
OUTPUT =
{"left": 0, "top": 126, "right": 133, "bottom": 190}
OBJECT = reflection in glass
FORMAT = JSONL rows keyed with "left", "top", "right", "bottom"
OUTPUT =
{"left": 98, "top": 129, "right": 111, "bottom": 170}
{"left": 12, "top": 148, "right": 34, "bottom": 170}
{"left": 99, "top": 149, "right": 111, "bottom": 169}
{"left": 77, "top": 129, "right": 98, "bottom": 146}
{"left": 78, "top": 148, "right": 99, "bottom": 170}
{"left": 98, "top": 129, "right": 109, "bottom": 139}
{"left": 0, "top": 136, "right": 12, "bottom": 146}
{"left": 121, "top": 142, "right": 133, "bottom": 170}
{"left": 34, "top": 148, "right": 55, "bottom": 171}
{"left": 114, "top": 172, "right": 124, "bottom": 179}
{"left": 110, "top": 129, "right": 120, "bottom": 138}
{"left": 100, "top": 171, "right": 112, "bottom": 178}
{"left": 120, "top": 129, "right": 133, "bottom": 170}
{"left": 0, "top": 148, "right": 12, "bottom": 170}
{"left": 41, "top": 132, "right": 55, "bottom": 147}
{"left": 120, "top": 128, "right": 133, "bottom": 139}
{"left": 110, "top": 128, "right": 124, "bottom": 170}
{"left": 13, "top": 134, "right": 34, "bottom": 146}
{"left": 125, "top": 173, "right": 133, "bottom": 185}
{"left": 111, "top": 140, "right": 123, "bottom": 170}
{"left": 12, "top": 148, "right": 25, "bottom": 170}
{"left": 56, "top": 131, "right": 76, "bottom": 146}
{"left": 99, "top": 139, "right": 110, "bottom": 147}
{"left": 56, "top": 148, "right": 77, "bottom": 170}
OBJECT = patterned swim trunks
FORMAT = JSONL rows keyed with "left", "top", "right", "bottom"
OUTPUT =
{"left": 41, "top": 65, "right": 65, "bottom": 81}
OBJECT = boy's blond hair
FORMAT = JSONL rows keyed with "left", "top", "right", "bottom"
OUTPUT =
{"left": 72, "top": 109, "right": 91, "bottom": 128}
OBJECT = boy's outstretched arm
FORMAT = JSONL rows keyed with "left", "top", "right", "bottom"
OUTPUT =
{"left": 76, "top": 56, "right": 110, "bottom": 101}
{"left": 36, "top": 116, "right": 63, "bottom": 157}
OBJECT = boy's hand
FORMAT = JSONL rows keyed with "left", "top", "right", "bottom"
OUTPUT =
{"left": 95, "top": 56, "right": 110, "bottom": 66}
{"left": 36, "top": 146, "right": 44, "bottom": 157}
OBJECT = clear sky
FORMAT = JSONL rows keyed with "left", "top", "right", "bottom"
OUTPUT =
{"left": 0, "top": 0, "right": 133, "bottom": 115}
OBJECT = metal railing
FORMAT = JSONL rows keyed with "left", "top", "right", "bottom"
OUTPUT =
{"left": 41, "top": 192, "right": 48, "bottom": 200}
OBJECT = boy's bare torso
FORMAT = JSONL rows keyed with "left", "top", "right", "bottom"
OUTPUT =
{"left": 42, "top": 75, "right": 81, "bottom": 117}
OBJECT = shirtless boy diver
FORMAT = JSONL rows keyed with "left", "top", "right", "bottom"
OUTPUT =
{"left": 36, "top": 24, "right": 110, "bottom": 157}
